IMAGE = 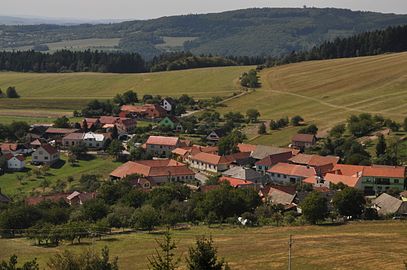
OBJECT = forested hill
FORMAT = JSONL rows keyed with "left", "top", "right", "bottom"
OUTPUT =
{"left": 1, "top": 8, "right": 407, "bottom": 59}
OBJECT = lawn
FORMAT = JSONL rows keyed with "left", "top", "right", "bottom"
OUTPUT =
{"left": 0, "top": 221, "right": 406, "bottom": 270}
{"left": 218, "top": 52, "right": 407, "bottom": 146}
{"left": 0, "top": 155, "right": 121, "bottom": 196}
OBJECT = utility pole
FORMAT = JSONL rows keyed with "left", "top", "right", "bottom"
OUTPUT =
{"left": 288, "top": 234, "right": 293, "bottom": 270}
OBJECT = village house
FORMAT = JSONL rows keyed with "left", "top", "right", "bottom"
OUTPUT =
{"left": 289, "top": 154, "right": 340, "bottom": 175}
{"left": 171, "top": 145, "right": 218, "bottom": 163}
{"left": 250, "top": 145, "right": 297, "bottom": 161}
{"left": 110, "top": 159, "right": 195, "bottom": 184}
{"left": 220, "top": 176, "right": 256, "bottom": 189}
{"left": 160, "top": 97, "right": 177, "bottom": 112}
{"left": 0, "top": 143, "right": 22, "bottom": 155}
{"left": 371, "top": 193, "right": 407, "bottom": 217}
{"left": 291, "top": 134, "right": 317, "bottom": 150}
{"left": 222, "top": 166, "right": 264, "bottom": 184}
{"left": 83, "top": 132, "right": 108, "bottom": 149}
{"left": 4, "top": 153, "right": 25, "bottom": 171}
{"left": 66, "top": 191, "right": 97, "bottom": 205}
{"left": 331, "top": 164, "right": 406, "bottom": 195}
{"left": 120, "top": 104, "right": 167, "bottom": 119}
{"left": 62, "top": 133, "right": 84, "bottom": 148}
{"left": 32, "top": 144, "right": 60, "bottom": 165}
{"left": 259, "top": 185, "right": 297, "bottom": 207}
{"left": 237, "top": 143, "right": 257, "bottom": 154}
{"left": 159, "top": 116, "right": 183, "bottom": 132}
{"left": 206, "top": 129, "right": 227, "bottom": 145}
{"left": 145, "top": 136, "right": 181, "bottom": 157}
{"left": 44, "top": 127, "right": 79, "bottom": 143}
{"left": 98, "top": 116, "right": 136, "bottom": 134}
{"left": 189, "top": 152, "right": 232, "bottom": 173}
{"left": 255, "top": 151, "right": 293, "bottom": 173}
{"left": 267, "top": 163, "right": 317, "bottom": 184}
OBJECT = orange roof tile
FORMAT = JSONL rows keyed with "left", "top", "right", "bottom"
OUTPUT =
{"left": 146, "top": 136, "right": 179, "bottom": 146}
{"left": 268, "top": 163, "right": 317, "bottom": 178}
{"left": 190, "top": 152, "right": 231, "bottom": 165}
{"left": 324, "top": 173, "right": 361, "bottom": 188}
{"left": 110, "top": 159, "right": 193, "bottom": 179}
{"left": 237, "top": 143, "right": 257, "bottom": 153}
{"left": 362, "top": 165, "right": 405, "bottom": 178}
{"left": 220, "top": 176, "right": 255, "bottom": 188}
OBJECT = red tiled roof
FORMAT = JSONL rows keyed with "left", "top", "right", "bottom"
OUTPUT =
{"left": 324, "top": 173, "right": 361, "bottom": 188}
{"left": 292, "top": 134, "right": 316, "bottom": 143}
{"left": 110, "top": 159, "right": 192, "bottom": 179}
{"left": 40, "top": 144, "right": 58, "bottom": 155}
{"left": 121, "top": 105, "right": 147, "bottom": 113}
{"left": 146, "top": 136, "right": 179, "bottom": 146}
{"left": 220, "top": 176, "right": 255, "bottom": 188}
{"left": 99, "top": 116, "right": 120, "bottom": 125}
{"left": 46, "top": 128, "right": 78, "bottom": 134}
{"left": 7, "top": 154, "right": 25, "bottom": 162}
{"left": 289, "top": 154, "right": 339, "bottom": 167}
{"left": 63, "top": 132, "right": 84, "bottom": 140}
{"left": 268, "top": 163, "right": 317, "bottom": 178}
{"left": 172, "top": 148, "right": 190, "bottom": 156}
{"left": 225, "top": 151, "right": 251, "bottom": 162}
{"left": 363, "top": 165, "right": 405, "bottom": 178}
{"left": 237, "top": 143, "right": 257, "bottom": 153}
{"left": 0, "top": 143, "right": 18, "bottom": 152}
{"left": 255, "top": 152, "right": 293, "bottom": 167}
{"left": 331, "top": 164, "right": 364, "bottom": 177}
{"left": 190, "top": 152, "right": 231, "bottom": 165}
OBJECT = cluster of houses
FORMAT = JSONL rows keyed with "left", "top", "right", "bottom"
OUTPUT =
{"left": 110, "top": 135, "right": 407, "bottom": 217}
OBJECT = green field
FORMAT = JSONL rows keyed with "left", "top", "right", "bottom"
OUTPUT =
{"left": 0, "top": 221, "right": 406, "bottom": 270}
{"left": 0, "top": 66, "right": 249, "bottom": 119}
{"left": 4, "top": 38, "right": 121, "bottom": 52}
{"left": 0, "top": 155, "right": 120, "bottom": 196}
{"left": 218, "top": 52, "right": 407, "bottom": 146}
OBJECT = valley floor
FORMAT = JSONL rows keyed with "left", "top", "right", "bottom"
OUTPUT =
{"left": 0, "top": 221, "right": 406, "bottom": 270}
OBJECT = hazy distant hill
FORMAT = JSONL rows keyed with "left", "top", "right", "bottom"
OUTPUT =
{"left": 1, "top": 8, "right": 407, "bottom": 58}
{"left": 0, "top": 15, "right": 126, "bottom": 26}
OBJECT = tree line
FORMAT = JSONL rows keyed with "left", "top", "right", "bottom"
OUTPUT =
{"left": 0, "top": 50, "right": 262, "bottom": 74}
{"left": 265, "top": 25, "right": 407, "bottom": 66}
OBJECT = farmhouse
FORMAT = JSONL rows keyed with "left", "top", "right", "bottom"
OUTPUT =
{"left": 291, "top": 134, "right": 317, "bottom": 150}
{"left": 267, "top": 163, "right": 317, "bottom": 184}
{"left": 206, "top": 129, "right": 227, "bottom": 145}
{"left": 0, "top": 143, "right": 20, "bottom": 155}
{"left": 83, "top": 132, "right": 108, "bottom": 149}
{"left": 32, "top": 144, "right": 60, "bottom": 165}
{"left": 251, "top": 145, "right": 295, "bottom": 160}
{"left": 99, "top": 116, "right": 136, "bottom": 134}
{"left": 331, "top": 164, "right": 406, "bottom": 195}
{"left": 62, "top": 133, "right": 84, "bottom": 148}
{"left": 289, "top": 154, "right": 340, "bottom": 174}
{"left": 255, "top": 151, "right": 293, "bottom": 173}
{"left": 120, "top": 104, "right": 167, "bottom": 119}
{"left": 159, "top": 116, "right": 183, "bottom": 132}
{"left": 220, "top": 176, "right": 256, "bottom": 188}
{"left": 222, "top": 166, "right": 264, "bottom": 184}
{"left": 371, "top": 193, "right": 407, "bottom": 217}
{"left": 110, "top": 159, "right": 195, "bottom": 184}
{"left": 260, "top": 185, "right": 297, "bottom": 206}
{"left": 146, "top": 136, "right": 181, "bottom": 157}
{"left": 189, "top": 152, "right": 232, "bottom": 173}
{"left": 66, "top": 191, "right": 97, "bottom": 206}
{"left": 44, "top": 127, "right": 79, "bottom": 141}
{"left": 4, "top": 154, "right": 25, "bottom": 171}
{"left": 160, "top": 97, "right": 177, "bottom": 112}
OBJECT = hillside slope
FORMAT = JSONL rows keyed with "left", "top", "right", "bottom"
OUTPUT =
{"left": 0, "top": 66, "right": 249, "bottom": 116}
{"left": 1, "top": 8, "right": 407, "bottom": 58}
{"left": 218, "top": 52, "right": 407, "bottom": 145}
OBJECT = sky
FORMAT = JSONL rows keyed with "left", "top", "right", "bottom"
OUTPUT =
{"left": 1, "top": 0, "right": 407, "bottom": 20}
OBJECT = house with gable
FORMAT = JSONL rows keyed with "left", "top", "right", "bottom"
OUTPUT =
{"left": 145, "top": 136, "right": 181, "bottom": 157}
{"left": 267, "top": 163, "right": 317, "bottom": 184}
{"left": 159, "top": 116, "right": 183, "bottom": 132}
{"left": 289, "top": 154, "right": 340, "bottom": 175}
{"left": 32, "top": 144, "right": 60, "bottom": 165}
{"left": 291, "top": 134, "right": 317, "bottom": 150}
{"left": 160, "top": 97, "right": 177, "bottom": 112}
{"left": 189, "top": 152, "right": 232, "bottom": 173}
{"left": 4, "top": 153, "right": 25, "bottom": 171}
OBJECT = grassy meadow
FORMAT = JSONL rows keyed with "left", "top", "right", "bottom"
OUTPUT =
{"left": 0, "top": 155, "right": 120, "bottom": 196}
{"left": 0, "top": 66, "right": 248, "bottom": 110}
{"left": 0, "top": 221, "right": 406, "bottom": 270}
{"left": 219, "top": 52, "right": 407, "bottom": 145}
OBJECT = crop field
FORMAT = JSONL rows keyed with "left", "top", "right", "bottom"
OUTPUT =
{"left": 0, "top": 66, "right": 249, "bottom": 118}
{"left": 0, "top": 221, "right": 406, "bottom": 270}
{"left": 218, "top": 52, "right": 407, "bottom": 145}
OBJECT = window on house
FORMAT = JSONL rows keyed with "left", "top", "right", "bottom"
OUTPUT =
{"left": 44, "top": 156, "right": 49, "bottom": 160}
{"left": 394, "top": 179, "right": 399, "bottom": 184}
